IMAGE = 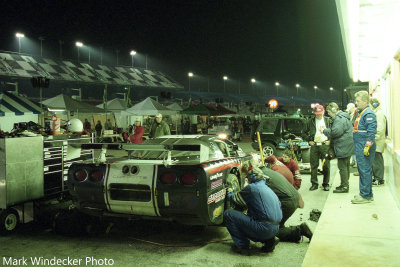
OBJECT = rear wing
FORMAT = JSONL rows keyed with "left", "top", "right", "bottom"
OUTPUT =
{"left": 78, "top": 143, "right": 210, "bottom": 166}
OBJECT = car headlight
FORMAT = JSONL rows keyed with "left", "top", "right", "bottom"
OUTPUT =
{"left": 218, "top": 133, "right": 228, "bottom": 140}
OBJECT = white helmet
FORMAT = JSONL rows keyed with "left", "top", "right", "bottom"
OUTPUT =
{"left": 67, "top": 118, "right": 83, "bottom": 133}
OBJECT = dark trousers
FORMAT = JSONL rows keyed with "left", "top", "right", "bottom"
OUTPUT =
{"left": 276, "top": 202, "right": 299, "bottom": 242}
{"left": 372, "top": 152, "right": 384, "bottom": 181}
{"left": 337, "top": 157, "right": 351, "bottom": 188}
{"left": 310, "top": 144, "right": 330, "bottom": 186}
{"left": 224, "top": 209, "right": 278, "bottom": 249}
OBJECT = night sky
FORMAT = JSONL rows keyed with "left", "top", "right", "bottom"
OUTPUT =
{"left": 0, "top": 0, "right": 349, "bottom": 100}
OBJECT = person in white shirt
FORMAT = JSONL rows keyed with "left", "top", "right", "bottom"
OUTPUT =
{"left": 303, "top": 104, "right": 332, "bottom": 191}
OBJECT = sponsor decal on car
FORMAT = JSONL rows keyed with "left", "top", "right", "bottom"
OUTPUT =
{"left": 210, "top": 172, "right": 223, "bottom": 180}
{"left": 211, "top": 179, "right": 223, "bottom": 190}
{"left": 213, "top": 206, "right": 223, "bottom": 218}
{"left": 207, "top": 189, "right": 226, "bottom": 204}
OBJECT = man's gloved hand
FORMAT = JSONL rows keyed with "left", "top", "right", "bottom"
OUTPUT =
{"left": 364, "top": 141, "right": 372, "bottom": 156}
{"left": 227, "top": 188, "right": 233, "bottom": 193}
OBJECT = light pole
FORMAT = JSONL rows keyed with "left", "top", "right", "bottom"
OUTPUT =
{"left": 314, "top": 85, "right": 318, "bottom": 98}
{"left": 223, "top": 76, "right": 228, "bottom": 93}
{"left": 275, "top": 81, "right": 280, "bottom": 97}
{"left": 16, "top": 33, "right": 24, "bottom": 53}
{"left": 76, "top": 41, "right": 83, "bottom": 63}
{"left": 88, "top": 46, "right": 91, "bottom": 64}
{"left": 295, "top": 83, "right": 300, "bottom": 107}
{"left": 330, "top": 87, "right": 333, "bottom": 99}
{"left": 116, "top": 49, "right": 120, "bottom": 65}
{"left": 251, "top": 78, "right": 256, "bottom": 94}
{"left": 188, "top": 72, "right": 193, "bottom": 91}
{"left": 130, "top": 50, "right": 136, "bottom": 67}
{"left": 38, "top": 37, "right": 44, "bottom": 57}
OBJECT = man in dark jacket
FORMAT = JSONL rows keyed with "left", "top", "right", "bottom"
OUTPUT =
{"left": 321, "top": 102, "right": 354, "bottom": 193}
{"left": 303, "top": 104, "right": 332, "bottom": 191}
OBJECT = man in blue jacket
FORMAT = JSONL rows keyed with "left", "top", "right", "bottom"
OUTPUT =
{"left": 224, "top": 163, "right": 282, "bottom": 255}
{"left": 321, "top": 102, "right": 354, "bottom": 193}
{"left": 352, "top": 91, "right": 377, "bottom": 204}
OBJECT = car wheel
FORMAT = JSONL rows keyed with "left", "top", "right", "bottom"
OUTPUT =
{"left": 262, "top": 142, "right": 276, "bottom": 157}
{"left": 0, "top": 208, "right": 19, "bottom": 235}
{"left": 301, "top": 149, "right": 311, "bottom": 163}
{"left": 224, "top": 174, "right": 241, "bottom": 211}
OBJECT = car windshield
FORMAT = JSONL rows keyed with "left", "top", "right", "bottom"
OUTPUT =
{"left": 258, "top": 119, "right": 278, "bottom": 132}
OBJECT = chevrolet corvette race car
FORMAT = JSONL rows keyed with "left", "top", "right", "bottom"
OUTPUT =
{"left": 65, "top": 135, "right": 250, "bottom": 227}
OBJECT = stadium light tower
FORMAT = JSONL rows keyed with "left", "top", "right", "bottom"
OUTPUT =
{"left": 130, "top": 50, "right": 137, "bottom": 67}
{"left": 76, "top": 41, "right": 83, "bottom": 63}
{"left": 15, "top": 32, "right": 25, "bottom": 53}
{"left": 38, "top": 37, "right": 45, "bottom": 57}
{"left": 330, "top": 87, "right": 334, "bottom": 98}
{"left": 251, "top": 78, "right": 256, "bottom": 94}
{"left": 223, "top": 76, "right": 228, "bottom": 93}
{"left": 275, "top": 81, "right": 280, "bottom": 96}
{"left": 188, "top": 72, "right": 193, "bottom": 91}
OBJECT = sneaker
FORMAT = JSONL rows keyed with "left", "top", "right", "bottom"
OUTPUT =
{"left": 333, "top": 187, "right": 349, "bottom": 193}
{"left": 299, "top": 222, "right": 313, "bottom": 240}
{"left": 335, "top": 185, "right": 343, "bottom": 190}
{"left": 351, "top": 195, "right": 372, "bottom": 204}
{"left": 309, "top": 184, "right": 318, "bottom": 191}
{"left": 322, "top": 185, "right": 330, "bottom": 191}
{"left": 372, "top": 180, "right": 384, "bottom": 186}
{"left": 353, "top": 172, "right": 359, "bottom": 176}
{"left": 261, "top": 238, "right": 278, "bottom": 253}
{"left": 231, "top": 245, "right": 251, "bottom": 256}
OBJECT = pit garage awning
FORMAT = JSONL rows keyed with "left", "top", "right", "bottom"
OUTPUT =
{"left": 0, "top": 92, "right": 42, "bottom": 116}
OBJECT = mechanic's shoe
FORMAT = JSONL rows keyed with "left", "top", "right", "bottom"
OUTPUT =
{"left": 353, "top": 172, "right": 359, "bottom": 176}
{"left": 231, "top": 245, "right": 251, "bottom": 256}
{"left": 300, "top": 223, "right": 313, "bottom": 240}
{"left": 373, "top": 180, "right": 385, "bottom": 186}
{"left": 322, "top": 185, "right": 330, "bottom": 191}
{"left": 351, "top": 195, "right": 372, "bottom": 204}
{"left": 261, "top": 238, "right": 279, "bottom": 253}
{"left": 335, "top": 185, "right": 343, "bottom": 190}
{"left": 309, "top": 184, "right": 318, "bottom": 191}
{"left": 333, "top": 187, "right": 349, "bottom": 193}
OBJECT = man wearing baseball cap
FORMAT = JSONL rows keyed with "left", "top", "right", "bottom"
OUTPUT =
{"left": 303, "top": 104, "right": 332, "bottom": 191}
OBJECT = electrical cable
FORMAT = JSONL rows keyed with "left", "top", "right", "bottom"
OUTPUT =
{"left": 128, "top": 237, "right": 232, "bottom": 247}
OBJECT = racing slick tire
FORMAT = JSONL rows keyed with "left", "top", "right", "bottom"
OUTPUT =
{"left": 262, "top": 142, "right": 276, "bottom": 157}
{"left": 52, "top": 209, "right": 87, "bottom": 236}
{"left": 224, "top": 173, "right": 241, "bottom": 211}
{"left": 0, "top": 208, "right": 19, "bottom": 235}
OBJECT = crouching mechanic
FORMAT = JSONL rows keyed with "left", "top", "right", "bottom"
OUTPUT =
{"left": 224, "top": 162, "right": 282, "bottom": 255}
{"left": 251, "top": 154, "right": 312, "bottom": 242}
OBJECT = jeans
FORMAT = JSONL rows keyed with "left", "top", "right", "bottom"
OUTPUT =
{"left": 224, "top": 209, "right": 278, "bottom": 248}
{"left": 337, "top": 157, "right": 351, "bottom": 188}
{"left": 355, "top": 142, "right": 376, "bottom": 199}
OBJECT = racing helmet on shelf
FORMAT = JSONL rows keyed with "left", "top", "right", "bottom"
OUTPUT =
{"left": 67, "top": 118, "right": 84, "bottom": 133}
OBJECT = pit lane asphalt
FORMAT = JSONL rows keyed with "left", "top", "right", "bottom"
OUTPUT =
{"left": 0, "top": 141, "right": 334, "bottom": 267}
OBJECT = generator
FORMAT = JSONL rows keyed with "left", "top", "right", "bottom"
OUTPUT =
{"left": 0, "top": 135, "right": 92, "bottom": 234}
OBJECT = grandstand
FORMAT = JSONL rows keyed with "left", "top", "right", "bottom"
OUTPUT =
{"left": 0, "top": 51, "right": 183, "bottom": 89}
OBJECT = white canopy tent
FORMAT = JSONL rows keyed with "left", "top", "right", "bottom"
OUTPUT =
{"left": 96, "top": 98, "right": 127, "bottom": 127}
{"left": 121, "top": 97, "right": 176, "bottom": 128}
{"left": 0, "top": 92, "right": 43, "bottom": 131}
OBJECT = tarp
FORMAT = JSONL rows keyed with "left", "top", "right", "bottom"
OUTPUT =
{"left": 41, "top": 94, "right": 104, "bottom": 113}
{"left": 207, "top": 104, "right": 236, "bottom": 115}
{"left": 167, "top": 102, "right": 183, "bottom": 111}
{"left": 96, "top": 98, "right": 127, "bottom": 111}
{"left": 123, "top": 97, "right": 176, "bottom": 116}
{"left": 0, "top": 92, "right": 42, "bottom": 116}
{"left": 180, "top": 104, "right": 219, "bottom": 115}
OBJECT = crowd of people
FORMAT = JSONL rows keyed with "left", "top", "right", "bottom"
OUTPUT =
{"left": 223, "top": 90, "right": 387, "bottom": 255}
